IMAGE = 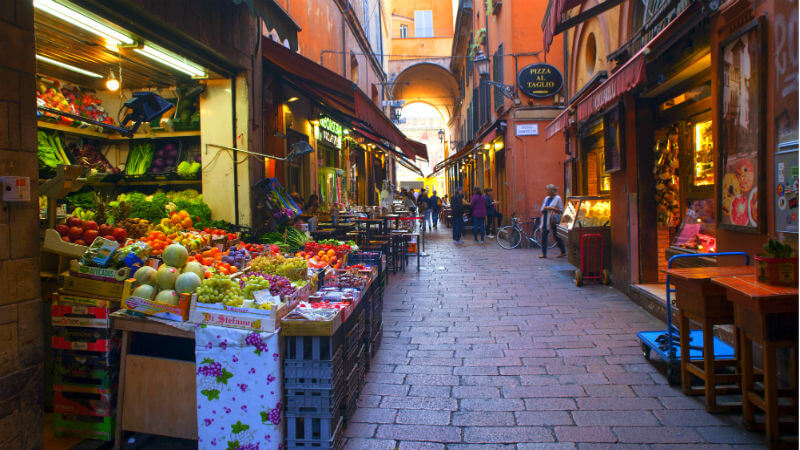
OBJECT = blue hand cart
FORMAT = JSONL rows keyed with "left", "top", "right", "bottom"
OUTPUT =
{"left": 637, "top": 252, "right": 750, "bottom": 384}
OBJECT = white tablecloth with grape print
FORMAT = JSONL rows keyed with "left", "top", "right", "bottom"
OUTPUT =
{"left": 195, "top": 325, "right": 282, "bottom": 450}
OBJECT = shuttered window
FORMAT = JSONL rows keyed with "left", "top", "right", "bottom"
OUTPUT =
{"left": 493, "top": 44, "right": 504, "bottom": 111}
{"left": 414, "top": 10, "right": 433, "bottom": 37}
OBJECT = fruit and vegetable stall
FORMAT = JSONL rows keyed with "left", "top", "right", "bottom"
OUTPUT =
{"left": 45, "top": 197, "right": 387, "bottom": 448}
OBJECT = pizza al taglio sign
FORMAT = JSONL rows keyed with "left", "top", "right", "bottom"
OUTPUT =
{"left": 517, "top": 63, "right": 563, "bottom": 98}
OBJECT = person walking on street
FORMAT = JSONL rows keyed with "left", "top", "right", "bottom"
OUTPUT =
{"left": 470, "top": 187, "right": 487, "bottom": 243}
{"left": 451, "top": 187, "right": 465, "bottom": 244}
{"left": 429, "top": 190, "right": 440, "bottom": 229}
{"left": 418, "top": 189, "right": 431, "bottom": 231}
{"left": 539, "top": 184, "right": 567, "bottom": 258}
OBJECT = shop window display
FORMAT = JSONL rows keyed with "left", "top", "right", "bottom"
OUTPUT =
{"left": 671, "top": 198, "right": 717, "bottom": 252}
{"left": 560, "top": 197, "right": 611, "bottom": 229}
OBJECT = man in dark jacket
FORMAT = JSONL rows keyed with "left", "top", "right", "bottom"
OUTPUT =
{"left": 429, "top": 190, "right": 440, "bottom": 229}
{"left": 451, "top": 187, "right": 464, "bottom": 244}
{"left": 485, "top": 188, "right": 502, "bottom": 237}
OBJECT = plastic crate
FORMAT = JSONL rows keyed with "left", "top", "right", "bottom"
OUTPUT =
{"left": 285, "top": 386, "right": 344, "bottom": 416}
{"left": 54, "top": 414, "right": 115, "bottom": 441}
{"left": 286, "top": 415, "right": 343, "bottom": 450}
{"left": 371, "top": 322, "right": 383, "bottom": 354}
{"left": 284, "top": 350, "right": 345, "bottom": 391}
{"left": 285, "top": 335, "right": 341, "bottom": 361}
{"left": 344, "top": 313, "right": 365, "bottom": 364}
{"left": 342, "top": 361, "right": 365, "bottom": 421}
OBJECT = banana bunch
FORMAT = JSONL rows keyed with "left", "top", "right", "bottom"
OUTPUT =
{"left": 72, "top": 207, "right": 95, "bottom": 221}
{"left": 154, "top": 217, "right": 184, "bottom": 234}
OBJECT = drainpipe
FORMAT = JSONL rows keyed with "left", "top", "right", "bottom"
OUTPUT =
{"left": 342, "top": 0, "right": 350, "bottom": 77}
{"left": 231, "top": 77, "right": 240, "bottom": 226}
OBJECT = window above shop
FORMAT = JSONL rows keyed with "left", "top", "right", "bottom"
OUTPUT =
{"left": 400, "top": 25, "right": 408, "bottom": 38}
{"left": 414, "top": 10, "right": 433, "bottom": 38}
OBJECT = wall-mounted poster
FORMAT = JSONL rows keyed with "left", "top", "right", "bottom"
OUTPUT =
{"left": 603, "top": 103, "right": 624, "bottom": 173}
{"left": 774, "top": 141, "right": 799, "bottom": 233}
{"left": 719, "top": 18, "right": 766, "bottom": 232}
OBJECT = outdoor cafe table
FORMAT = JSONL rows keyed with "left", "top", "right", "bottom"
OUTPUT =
{"left": 391, "top": 229, "right": 421, "bottom": 271}
{"left": 711, "top": 274, "right": 798, "bottom": 449}
{"left": 661, "top": 266, "right": 754, "bottom": 412}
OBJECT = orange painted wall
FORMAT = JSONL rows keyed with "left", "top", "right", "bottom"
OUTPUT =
{"left": 392, "top": 0, "right": 453, "bottom": 38}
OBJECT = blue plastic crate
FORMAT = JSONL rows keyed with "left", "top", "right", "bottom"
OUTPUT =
{"left": 285, "top": 386, "right": 344, "bottom": 416}
{"left": 286, "top": 414, "right": 343, "bottom": 450}
{"left": 284, "top": 358, "right": 345, "bottom": 391}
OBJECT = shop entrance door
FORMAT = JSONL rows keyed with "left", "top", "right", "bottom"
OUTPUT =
{"left": 495, "top": 150, "right": 506, "bottom": 223}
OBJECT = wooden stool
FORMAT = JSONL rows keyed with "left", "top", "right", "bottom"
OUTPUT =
{"left": 713, "top": 275, "right": 799, "bottom": 449}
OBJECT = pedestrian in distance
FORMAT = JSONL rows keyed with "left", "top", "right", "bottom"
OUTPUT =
{"left": 429, "top": 190, "right": 440, "bottom": 229}
{"left": 484, "top": 188, "right": 502, "bottom": 238}
{"left": 418, "top": 189, "right": 431, "bottom": 231}
{"left": 451, "top": 187, "right": 465, "bottom": 244}
{"left": 539, "top": 184, "right": 567, "bottom": 258}
{"left": 470, "top": 187, "right": 487, "bottom": 243}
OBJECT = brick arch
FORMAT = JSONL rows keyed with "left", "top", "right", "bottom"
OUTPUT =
{"left": 389, "top": 61, "right": 459, "bottom": 124}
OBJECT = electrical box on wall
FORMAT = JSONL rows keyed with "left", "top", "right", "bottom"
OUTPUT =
{"left": 0, "top": 176, "right": 31, "bottom": 202}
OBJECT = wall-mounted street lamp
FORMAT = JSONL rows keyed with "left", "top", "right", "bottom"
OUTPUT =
{"left": 438, "top": 129, "right": 445, "bottom": 143}
{"left": 473, "top": 50, "right": 516, "bottom": 100}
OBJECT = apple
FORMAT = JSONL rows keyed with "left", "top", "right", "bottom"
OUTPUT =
{"left": 66, "top": 216, "right": 82, "bottom": 228}
{"left": 61, "top": 236, "right": 71, "bottom": 242}
{"left": 55, "top": 224, "right": 69, "bottom": 236}
{"left": 102, "top": 235, "right": 115, "bottom": 241}
{"left": 68, "top": 226, "right": 83, "bottom": 241}
{"left": 73, "top": 239, "right": 87, "bottom": 246}
{"left": 98, "top": 224, "right": 113, "bottom": 236}
{"left": 113, "top": 228, "right": 127, "bottom": 242}
{"left": 81, "top": 220, "right": 98, "bottom": 231}
{"left": 82, "top": 229, "right": 99, "bottom": 244}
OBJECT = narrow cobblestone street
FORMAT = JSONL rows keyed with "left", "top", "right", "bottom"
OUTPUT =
{"left": 344, "top": 228, "right": 765, "bottom": 449}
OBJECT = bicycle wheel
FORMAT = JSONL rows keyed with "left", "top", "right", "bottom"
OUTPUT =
{"left": 496, "top": 226, "right": 522, "bottom": 249}
{"left": 532, "top": 227, "right": 559, "bottom": 249}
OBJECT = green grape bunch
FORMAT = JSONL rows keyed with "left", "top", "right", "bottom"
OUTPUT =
{"left": 196, "top": 274, "right": 244, "bottom": 306}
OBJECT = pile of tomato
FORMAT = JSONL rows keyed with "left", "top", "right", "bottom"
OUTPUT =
{"left": 203, "top": 228, "right": 238, "bottom": 242}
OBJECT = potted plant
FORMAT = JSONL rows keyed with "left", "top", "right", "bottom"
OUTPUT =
{"left": 755, "top": 239, "right": 798, "bottom": 286}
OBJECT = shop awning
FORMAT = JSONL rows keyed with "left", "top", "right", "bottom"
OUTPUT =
{"left": 544, "top": 108, "right": 570, "bottom": 140}
{"left": 350, "top": 126, "right": 426, "bottom": 177}
{"left": 354, "top": 91, "right": 428, "bottom": 160}
{"left": 573, "top": 5, "right": 697, "bottom": 123}
{"left": 261, "top": 38, "right": 425, "bottom": 160}
{"left": 543, "top": 0, "right": 624, "bottom": 53}
{"left": 429, "top": 145, "right": 475, "bottom": 177}
{"left": 575, "top": 54, "right": 644, "bottom": 123}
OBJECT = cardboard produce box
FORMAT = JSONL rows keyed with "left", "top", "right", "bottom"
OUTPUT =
{"left": 189, "top": 294, "right": 299, "bottom": 332}
{"left": 62, "top": 275, "right": 132, "bottom": 299}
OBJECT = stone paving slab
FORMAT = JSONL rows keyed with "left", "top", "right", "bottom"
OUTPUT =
{"left": 342, "top": 229, "right": 766, "bottom": 449}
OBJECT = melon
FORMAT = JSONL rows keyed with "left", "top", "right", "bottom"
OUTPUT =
{"left": 175, "top": 272, "right": 202, "bottom": 294}
{"left": 133, "top": 266, "right": 157, "bottom": 287}
{"left": 162, "top": 244, "right": 189, "bottom": 268}
{"left": 182, "top": 261, "right": 205, "bottom": 278}
{"left": 156, "top": 265, "right": 180, "bottom": 290}
{"left": 132, "top": 284, "right": 156, "bottom": 300}
{"left": 154, "top": 289, "right": 179, "bottom": 305}
{"left": 730, "top": 194, "right": 749, "bottom": 226}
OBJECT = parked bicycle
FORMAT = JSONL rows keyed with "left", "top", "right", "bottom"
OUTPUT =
{"left": 496, "top": 215, "right": 558, "bottom": 250}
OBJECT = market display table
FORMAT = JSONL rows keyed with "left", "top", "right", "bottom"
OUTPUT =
{"left": 112, "top": 313, "right": 197, "bottom": 449}
{"left": 710, "top": 275, "right": 798, "bottom": 449}
{"left": 661, "top": 266, "right": 753, "bottom": 412}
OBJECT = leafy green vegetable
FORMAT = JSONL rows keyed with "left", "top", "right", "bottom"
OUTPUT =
{"left": 119, "top": 192, "right": 167, "bottom": 223}
{"left": 763, "top": 239, "right": 794, "bottom": 258}
{"left": 65, "top": 191, "right": 97, "bottom": 210}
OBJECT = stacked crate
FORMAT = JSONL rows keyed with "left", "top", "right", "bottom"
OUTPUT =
{"left": 284, "top": 335, "right": 345, "bottom": 450}
{"left": 51, "top": 276, "right": 122, "bottom": 441}
{"left": 342, "top": 310, "right": 365, "bottom": 421}
{"left": 346, "top": 252, "right": 385, "bottom": 364}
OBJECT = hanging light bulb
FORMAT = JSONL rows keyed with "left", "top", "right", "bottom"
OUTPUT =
{"left": 105, "top": 69, "right": 119, "bottom": 91}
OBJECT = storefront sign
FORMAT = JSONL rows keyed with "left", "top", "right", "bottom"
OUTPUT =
{"left": 317, "top": 116, "right": 343, "bottom": 149}
{"left": 515, "top": 123, "right": 539, "bottom": 136}
{"left": 517, "top": 64, "right": 563, "bottom": 98}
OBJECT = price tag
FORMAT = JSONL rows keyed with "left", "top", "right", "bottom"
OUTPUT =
{"left": 253, "top": 289, "right": 280, "bottom": 305}
{"left": 72, "top": 306, "right": 88, "bottom": 315}
{"left": 71, "top": 342, "right": 88, "bottom": 351}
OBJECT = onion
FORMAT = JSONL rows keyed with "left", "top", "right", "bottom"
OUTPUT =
{"left": 194, "top": 154, "right": 202, "bottom": 163}
{"left": 165, "top": 159, "right": 175, "bottom": 166}
{"left": 155, "top": 149, "right": 166, "bottom": 158}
